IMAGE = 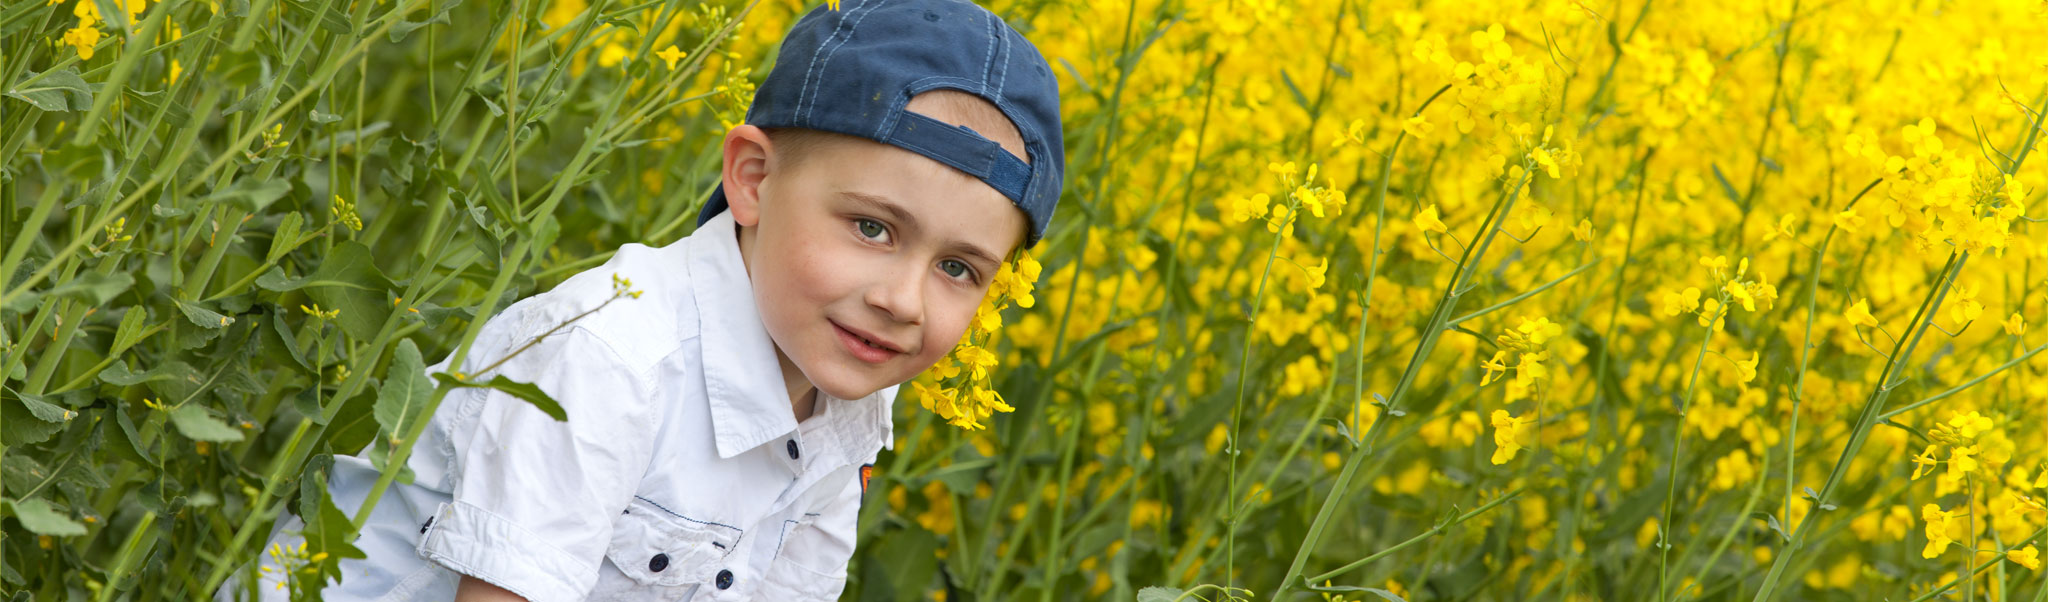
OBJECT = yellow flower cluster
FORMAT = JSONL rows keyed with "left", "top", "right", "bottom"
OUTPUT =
{"left": 1663, "top": 255, "right": 1778, "bottom": 331}
{"left": 330, "top": 195, "right": 363, "bottom": 231}
{"left": 1910, "top": 410, "right": 2014, "bottom": 485}
{"left": 910, "top": 250, "right": 1042, "bottom": 430}
{"left": 56, "top": 0, "right": 143, "bottom": 61}
{"left": 1479, "top": 315, "right": 1562, "bottom": 389}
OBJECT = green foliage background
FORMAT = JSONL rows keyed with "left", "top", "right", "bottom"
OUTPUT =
{"left": 1, "top": 0, "right": 824, "bottom": 598}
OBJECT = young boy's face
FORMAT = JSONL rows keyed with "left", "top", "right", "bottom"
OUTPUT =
{"left": 721, "top": 119, "right": 1028, "bottom": 405}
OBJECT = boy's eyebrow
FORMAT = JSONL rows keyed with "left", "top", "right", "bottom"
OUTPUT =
{"left": 837, "top": 190, "right": 1005, "bottom": 269}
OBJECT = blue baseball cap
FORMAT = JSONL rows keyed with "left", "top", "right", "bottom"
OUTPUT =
{"left": 694, "top": 0, "right": 1066, "bottom": 248}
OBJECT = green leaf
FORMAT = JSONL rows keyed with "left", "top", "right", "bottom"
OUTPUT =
{"left": 12, "top": 391, "right": 75, "bottom": 423}
{"left": 388, "top": 7, "right": 453, "bottom": 43}
{"left": 431, "top": 373, "right": 566, "bottom": 421}
{"left": 2, "top": 393, "right": 68, "bottom": 446}
{"left": 111, "top": 307, "right": 153, "bottom": 355}
{"left": 0, "top": 271, "right": 135, "bottom": 312}
{"left": 294, "top": 462, "right": 368, "bottom": 600}
{"left": 875, "top": 527, "right": 939, "bottom": 602}
{"left": 1711, "top": 163, "right": 1743, "bottom": 206}
{"left": 374, "top": 340, "right": 434, "bottom": 450}
{"left": 5, "top": 68, "right": 93, "bottom": 112}
{"left": 303, "top": 241, "right": 395, "bottom": 341}
{"left": 1, "top": 454, "right": 50, "bottom": 494}
{"left": 1135, "top": 587, "right": 1187, "bottom": 602}
{"left": 197, "top": 178, "right": 292, "bottom": 213}
{"left": 267, "top": 211, "right": 306, "bottom": 264}
{"left": 99, "top": 360, "right": 198, "bottom": 387}
{"left": 124, "top": 87, "right": 193, "bottom": 125}
{"left": 169, "top": 405, "right": 246, "bottom": 442}
{"left": 115, "top": 406, "right": 155, "bottom": 464}
{"left": 5, "top": 498, "right": 87, "bottom": 536}
{"left": 175, "top": 298, "right": 235, "bottom": 329}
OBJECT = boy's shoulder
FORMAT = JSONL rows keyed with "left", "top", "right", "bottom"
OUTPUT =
{"left": 498, "top": 241, "right": 702, "bottom": 376}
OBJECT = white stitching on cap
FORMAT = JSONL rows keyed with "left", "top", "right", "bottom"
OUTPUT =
{"left": 802, "top": 0, "right": 885, "bottom": 123}
{"left": 978, "top": 9, "right": 996, "bottom": 96}
{"left": 798, "top": 0, "right": 857, "bottom": 122}
{"left": 993, "top": 21, "right": 1011, "bottom": 98}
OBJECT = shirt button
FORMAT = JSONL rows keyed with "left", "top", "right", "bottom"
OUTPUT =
{"left": 786, "top": 440, "right": 801, "bottom": 460}
{"left": 715, "top": 569, "right": 735, "bottom": 589}
{"left": 648, "top": 553, "right": 669, "bottom": 572}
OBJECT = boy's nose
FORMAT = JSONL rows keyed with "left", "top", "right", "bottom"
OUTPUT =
{"left": 865, "top": 262, "right": 924, "bottom": 326}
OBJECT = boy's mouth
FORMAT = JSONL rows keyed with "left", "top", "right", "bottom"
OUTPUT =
{"left": 832, "top": 320, "right": 904, "bottom": 363}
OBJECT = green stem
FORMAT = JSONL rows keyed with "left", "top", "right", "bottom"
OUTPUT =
{"left": 1306, "top": 487, "right": 1524, "bottom": 583}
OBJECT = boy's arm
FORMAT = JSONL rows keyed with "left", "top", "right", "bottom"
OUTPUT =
{"left": 413, "top": 325, "right": 662, "bottom": 602}
{"left": 456, "top": 575, "right": 530, "bottom": 602}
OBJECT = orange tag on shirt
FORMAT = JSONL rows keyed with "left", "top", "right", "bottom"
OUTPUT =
{"left": 860, "top": 464, "right": 874, "bottom": 494}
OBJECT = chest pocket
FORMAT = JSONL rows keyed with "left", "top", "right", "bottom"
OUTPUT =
{"left": 604, "top": 497, "right": 744, "bottom": 589}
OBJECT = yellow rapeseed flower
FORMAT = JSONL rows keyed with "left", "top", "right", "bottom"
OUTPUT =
{"left": 656, "top": 45, "right": 687, "bottom": 70}
{"left": 2004, "top": 313, "right": 2027, "bottom": 335}
{"left": 1479, "top": 350, "right": 1510, "bottom": 386}
{"left": 1414, "top": 204, "right": 1448, "bottom": 234}
{"left": 1489, "top": 410, "right": 1534, "bottom": 465}
{"left": 1402, "top": 114, "right": 1433, "bottom": 139}
{"left": 1921, "top": 503, "right": 1967, "bottom": 558}
{"left": 63, "top": 25, "right": 102, "bottom": 60}
{"left": 2012, "top": 545, "right": 2042, "bottom": 571}
{"left": 1844, "top": 298, "right": 1879, "bottom": 328}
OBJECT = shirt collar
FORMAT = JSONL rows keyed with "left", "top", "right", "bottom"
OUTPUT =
{"left": 686, "top": 210, "right": 896, "bottom": 460}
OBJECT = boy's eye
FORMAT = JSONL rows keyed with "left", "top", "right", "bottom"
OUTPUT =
{"left": 856, "top": 218, "right": 888, "bottom": 241}
{"left": 940, "top": 259, "right": 976, "bottom": 282}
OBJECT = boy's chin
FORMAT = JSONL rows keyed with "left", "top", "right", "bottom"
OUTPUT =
{"left": 808, "top": 369, "right": 891, "bottom": 402}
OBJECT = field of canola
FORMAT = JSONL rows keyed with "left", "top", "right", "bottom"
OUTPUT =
{"left": 1, "top": 0, "right": 2045, "bottom": 600}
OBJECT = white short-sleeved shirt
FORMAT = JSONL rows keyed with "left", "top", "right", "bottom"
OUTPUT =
{"left": 217, "top": 209, "right": 896, "bottom": 602}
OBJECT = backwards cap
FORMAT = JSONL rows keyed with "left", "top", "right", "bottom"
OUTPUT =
{"left": 695, "top": 0, "right": 1067, "bottom": 247}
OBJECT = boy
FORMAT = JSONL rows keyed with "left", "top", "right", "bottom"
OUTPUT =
{"left": 218, "top": 0, "right": 1065, "bottom": 600}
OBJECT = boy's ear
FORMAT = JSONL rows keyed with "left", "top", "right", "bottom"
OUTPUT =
{"left": 721, "top": 125, "right": 774, "bottom": 228}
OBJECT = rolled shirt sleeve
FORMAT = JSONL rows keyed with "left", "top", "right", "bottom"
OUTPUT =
{"left": 415, "top": 324, "right": 660, "bottom": 602}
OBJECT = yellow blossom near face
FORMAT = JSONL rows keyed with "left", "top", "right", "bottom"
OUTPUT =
{"left": 2012, "top": 546, "right": 2042, "bottom": 571}
{"left": 1489, "top": 410, "right": 1534, "bottom": 465}
{"left": 1570, "top": 218, "right": 1594, "bottom": 242}
{"left": 1414, "top": 204, "right": 1448, "bottom": 234}
{"left": 2004, "top": 313, "right": 2027, "bottom": 335}
{"left": 1844, "top": 298, "right": 1879, "bottom": 328}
